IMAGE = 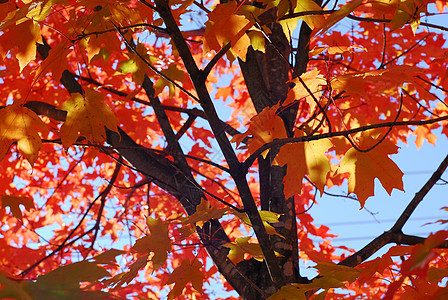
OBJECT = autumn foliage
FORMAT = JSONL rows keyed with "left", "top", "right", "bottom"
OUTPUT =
{"left": 1, "top": 0, "right": 448, "bottom": 299}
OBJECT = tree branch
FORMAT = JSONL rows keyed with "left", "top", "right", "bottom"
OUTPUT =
{"left": 89, "top": 159, "right": 122, "bottom": 251}
{"left": 34, "top": 36, "right": 255, "bottom": 299}
{"left": 155, "top": 0, "right": 284, "bottom": 290}
{"left": 391, "top": 153, "right": 448, "bottom": 231}
{"left": 340, "top": 153, "right": 448, "bottom": 268}
{"left": 70, "top": 72, "right": 241, "bottom": 136}
{"left": 243, "top": 115, "right": 448, "bottom": 171}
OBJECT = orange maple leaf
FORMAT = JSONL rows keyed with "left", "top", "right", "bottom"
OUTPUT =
{"left": 275, "top": 131, "right": 333, "bottom": 198}
{"left": 0, "top": 195, "right": 34, "bottom": 222}
{"left": 132, "top": 216, "right": 171, "bottom": 270}
{"left": 331, "top": 65, "right": 422, "bottom": 98}
{"left": 231, "top": 104, "right": 287, "bottom": 158}
{"left": 58, "top": 88, "right": 119, "bottom": 149}
{"left": 0, "top": 103, "right": 48, "bottom": 165}
{"left": 35, "top": 40, "right": 71, "bottom": 82}
{"left": 0, "top": 20, "right": 42, "bottom": 72}
{"left": 337, "top": 133, "right": 404, "bottom": 208}
{"left": 318, "top": 0, "right": 363, "bottom": 34}
{"left": 166, "top": 259, "right": 203, "bottom": 300}
{"left": 291, "top": 262, "right": 361, "bottom": 297}
{"left": 203, "top": 1, "right": 253, "bottom": 61}
{"left": 180, "top": 198, "right": 228, "bottom": 228}
{"left": 401, "top": 230, "right": 448, "bottom": 278}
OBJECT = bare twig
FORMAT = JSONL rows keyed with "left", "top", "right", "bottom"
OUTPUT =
{"left": 243, "top": 115, "right": 448, "bottom": 171}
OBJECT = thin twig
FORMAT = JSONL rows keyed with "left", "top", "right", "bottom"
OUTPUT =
{"left": 112, "top": 22, "right": 200, "bottom": 102}
{"left": 88, "top": 159, "right": 122, "bottom": 252}
{"left": 242, "top": 114, "right": 448, "bottom": 171}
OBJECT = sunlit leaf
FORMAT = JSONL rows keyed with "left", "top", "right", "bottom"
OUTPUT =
{"left": 180, "top": 198, "right": 229, "bottom": 228}
{"left": 0, "top": 103, "right": 48, "bottom": 165}
{"left": 337, "top": 133, "right": 404, "bottom": 207}
{"left": 58, "top": 88, "right": 119, "bottom": 149}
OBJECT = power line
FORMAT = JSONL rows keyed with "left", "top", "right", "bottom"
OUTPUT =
{"left": 321, "top": 216, "right": 447, "bottom": 227}
{"left": 332, "top": 231, "right": 436, "bottom": 242}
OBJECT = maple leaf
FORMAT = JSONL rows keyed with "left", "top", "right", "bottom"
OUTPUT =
{"left": 117, "top": 43, "right": 156, "bottom": 85}
{"left": 180, "top": 198, "right": 228, "bottom": 228}
{"left": 203, "top": 1, "right": 253, "bottom": 61}
{"left": 0, "top": 273, "right": 33, "bottom": 300}
{"left": 0, "top": 103, "right": 48, "bottom": 165}
{"left": 91, "top": 248, "right": 126, "bottom": 265}
{"left": 131, "top": 216, "right": 171, "bottom": 270}
{"left": 246, "top": 29, "right": 266, "bottom": 52}
{"left": 331, "top": 65, "right": 422, "bottom": 99}
{"left": 356, "top": 255, "right": 394, "bottom": 284}
{"left": 154, "top": 64, "right": 186, "bottom": 97}
{"left": 234, "top": 209, "right": 284, "bottom": 237}
{"left": 318, "top": 0, "right": 363, "bottom": 34}
{"left": 26, "top": 0, "right": 69, "bottom": 21}
{"left": 231, "top": 104, "right": 287, "bottom": 158}
{"left": 35, "top": 40, "right": 71, "bottom": 82}
{"left": 389, "top": 0, "right": 428, "bottom": 32}
{"left": 414, "top": 124, "right": 437, "bottom": 149}
{"left": 267, "top": 285, "right": 306, "bottom": 300}
{"left": 33, "top": 261, "right": 110, "bottom": 290}
{"left": 284, "top": 69, "right": 326, "bottom": 109}
{"left": 309, "top": 45, "right": 367, "bottom": 56}
{"left": 337, "top": 133, "right": 404, "bottom": 208}
{"left": 276, "top": 0, "right": 326, "bottom": 39}
{"left": 58, "top": 88, "right": 119, "bottom": 149}
{"left": 401, "top": 230, "right": 448, "bottom": 278}
{"left": 274, "top": 131, "right": 333, "bottom": 198}
{"left": 105, "top": 255, "right": 149, "bottom": 288}
{"left": 223, "top": 236, "right": 265, "bottom": 264}
{"left": 0, "top": 195, "right": 34, "bottom": 222}
{"left": 0, "top": 20, "right": 42, "bottom": 71}
{"left": 166, "top": 259, "right": 203, "bottom": 300}
{"left": 21, "top": 261, "right": 114, "bottom": 299}
{"left": 292, "top": 262, "right": 361, "bottom": 296}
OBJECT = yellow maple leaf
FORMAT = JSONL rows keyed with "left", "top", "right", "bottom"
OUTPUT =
{"left": 277, "top": 0, "right": 326, "bottom": 39}
{"left": 233, "top": 209, "right": 284, "bottom": 238}
{"left": 267, "top": 285, "right": 306, "bottom": 300}
{"left": 58, "top": 88, "right": 119, "bottom": 149}
{"left": 337, "top": 133, "right": 404, "bottom": 208}
{"left": 231, "top": 104, "right": 287, "bottom": 158}
{"left": 223, "top": 236, "right": 264, "bottom": 264}
{"left": 117, "top": 43, "right": 156, "bottom": 85}
{"left": 274, "top": 131, "right": 333, "bottom": 198}
{"left": 0, "top": 103, "right": 48, "bottom": 165}
{"left": 180, "top": 198, "right": 228, "bottom": 228}
{"left": 284, "top": 69, "right": 326, "bottom": 109}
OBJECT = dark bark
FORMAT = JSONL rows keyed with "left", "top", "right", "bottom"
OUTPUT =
{"left": 238, "top": 8, "right": 317, "bottom": 285}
